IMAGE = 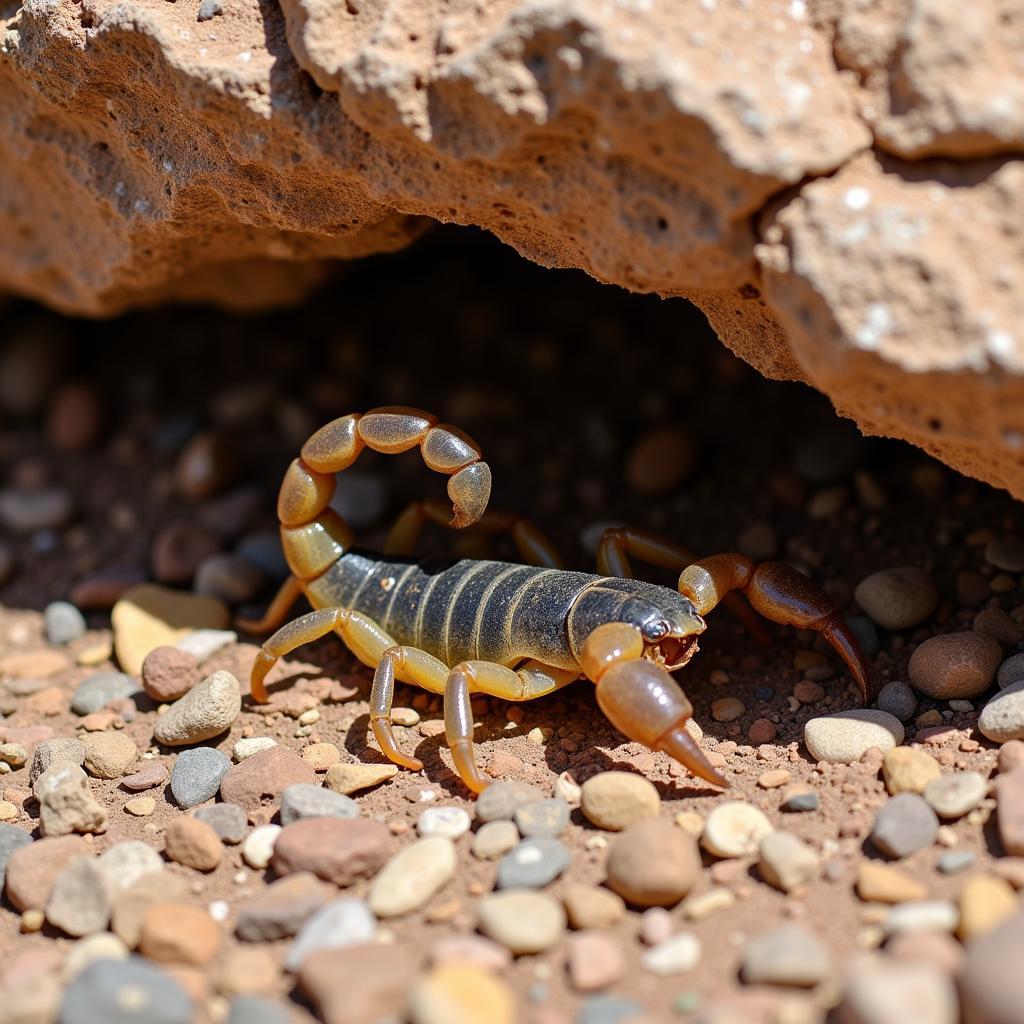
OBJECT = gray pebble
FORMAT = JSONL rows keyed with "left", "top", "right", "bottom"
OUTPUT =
{"left": 285, "top": 898, "right": 376, "bottom": 971}
{"left": 871, "top": 793, "right": 939, "bottom": 859}
{"left": 937, "top": 849, "right": 975, "bottom": 874}
{"left": 175, "top": 629, "right": 236, "bottom": 664}
{"left": 280, "top": 783, "right": 360, "bottom": 825}
{"left": 998, "top": 652, "right": 1024, "bottom": 690}
{"left": 196, "top": 0, "right": 223, "bottom": 19}
{"left": 0, "top": 487, "right": 73, "bottom": 531}
{"left": 476, "top": 781, "right": 545, "bottom": 823}
{"left": 170, "top": 747, "right": 231, "bottom": 808}
{"left": 194, "top": 802, "right": 248, "bottom": 844}
{"left": 496, "top": 837, "right": 570, "bottom": 889}
{"left": 46, "top": 856, "right": 111, "bottom": 936}
{"left": 59, "top": 956, "right": 193, "bottom": 1024}
{"left": 226, "top": 998, "right": 289, "bottom": 1024}
{"left": 31, "top": 737, "right": 87, "bottom": 784}
{"left": 876, "top": 681, "right": 917, "bottom": 723}
{"left": 740, "top": 925, "right": 831, "bottom": 986}
{"left": 577, "top": 996, "right": 646, "bottom": 1024}
{"left": 854, "top": 568, "right": 938, "bottom": 631}
{"left": 514, "top": 798, "right": 570, "bottom": 838}
{"left": 194, "top": 554, "right": 265, "bottom": 605}
{"left": 71, "top": 672, "right": 139, "bottom": 716}
{"left": 44, "top": 601, "right": 87, "bottom": 645}
{"left": 0, "top": 823, "right": 32, "bottom": 888}
{"left": 235, "top": 874, "right": 331, "bottom": 941}
{"left": 781, "top": 791, "right": 819, "bottom": 813}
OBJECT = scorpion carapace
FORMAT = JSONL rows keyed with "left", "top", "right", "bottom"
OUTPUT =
{"left": 244, "top": 406, "right": 870, "bottom": 795}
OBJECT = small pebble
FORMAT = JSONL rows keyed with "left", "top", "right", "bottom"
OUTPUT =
{"left": 233, "top": 737, "right": 277, "bottom": 762}
{"left": 236, "top": 872, "right": 333, "bottom": 941}
{"left": 606, "top": 820, "right": 700, "bottom": 907}
{"left": 0, "top": 487, "right": 73, "bottom": 532}
{"left": 154, "top": 670, "right": 241, "bottom": 746}
{"left": 272, "top": 818, "right": 391, "bottom": 887}
{"left": 170, "top": 747, "right": 231, "bottom": 808}
{"left": 122, "top": 762, "right": 167, "bottom": 792}
{"left": 640, "top": 932, "right": 702, "bottom": 976}
{"left": 804, "top": 710, "right": 904, "bottom": 764}
{"left": 958, "top": 875, "right": 1018, "bottom": 941}
{"left": 682, "top": 887, "right": 736, "bottom": 920}
{"left": 175, "top": 430, "right": 235, "bottom": 500}
{"left": 856, "top": 861, "right": 927, "bottom": 903}
{"left": 937, "top": 849, "right": 974, "bottom": 874}
{"left": 475, "top": 781, "right": 545, "bottom": 822}
{"left": 566, "top": 931, "right": 627, "bottom": 991}
{"left": 164, "top": 816, "right": 223, "bottom": 872}
{"left": 44, "top": 602, "right": 87, "bottom": 645}
{"left": 285, "top": 898, "right": 377, "bottom": 971}
{"left": 36, "top": 763, "right": 107, "bottom": 836}
{"left": 476, "top": 890, "right": 566, "bottom": 954}
{"left": 985, "top": 536, "right": 1024, "bottom": 572}
{"left": 496, "top": 837, "right": 570, "bottom": 889}
{"left": 739, "top": 925, "right": 831, "bottom": 987}
{"left": 410, "top": 963, "right": 517, "bottom": 1023}
{"left": 871, "top": 794, "right": 939, "bottom": 859}
{"left": 151, "top": 524, "right": 221, "bottom": 585}
{"left": 908, "top": 631, "right": 1002, "bottom": 700}
{"left": 997, "top": 652, "right": 1024, "bottom": 689}
{"left": 882, "top": 747, "right": 941, "bottom": 795}
{"left": 781, "top": 788, "right": 819, "bottom": 813}
{"left": 368, "top": 836, "right": 456, "bottom": 917}
{"left": 417, "top": 806, "right": 471, "bottom": 840}
{"left": 471, "top": 820, "right": 519, "bottom": 861}
{"left": 324, "top": 761, "right": 398, "bottom": 795}
{"left": 81, "top": 732, "right": 138, "bottom": 780}
{"left": 711, "top": 697, "right": 745, "bottom": 722}
{"left": 580, "top": 772, "right": 660, "bottom": 831}
{"left": 701, "top": 801, "right": 774, "bottom": 858}
{"left": 562, "top": 886, "right": 626, "bottom": 930}
{"left": 854, "top": 567, "right": 938, "bottom": 631}
{"left": 175, "top": 628, "right": 237, "bottom": 663}
{"left": 626, "top": 427, "right": 694, "bottom": 495}
{"left": 876, "top": 681, "right": 917, "bottom": 723}
{"left": 242, "top": 825, "right": 282, "bottom": 870}
{"left": 194, "top": 554, "right": 266, "bottom": 605}
{"left": 979, "top": 680, "right": 1024, "bottom": 742}
{"left": 302, "top": 742, "right": 341, "bottom": 772}
{"left": 194, "top": 802, "right": 249, "bottom": 844}
{"left": 280, "top": 783, "right": 360, "bottom": 825}
{"left": 125, "top": 797, "right": 155, "bottom": 817}
{"left": 141, "top": 646, "right": 199, "bottom": 703}
{"left": 46, "top": 856, "right": 111, "bottom": 936}
{"left": 757, "top": 769, "right": 791, "bottom": 789}
{"left": 923, "top": 771, "right": 986, "bottom": 818}
{"left": 882, "top": 900, "right": 958, "bottom": 936}
{"left": 139, "top": 903, "right": 220, "bottom": 965}
{"left": 513, "top": 798, "right": 570, "bottom": 838}
{"left": 758, "top": 831, "right": 819, "bottom": 893}
{"left": 70, "top": 672, "right": 139, "bottom": 716}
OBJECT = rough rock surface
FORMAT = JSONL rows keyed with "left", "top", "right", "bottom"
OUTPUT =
{"left": 0, "top": 0, "right": 1023, "bottom": 493}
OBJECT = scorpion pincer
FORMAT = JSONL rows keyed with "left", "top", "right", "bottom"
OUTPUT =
{"left": 243, "top": 407, "right": 869, "bottom": 794}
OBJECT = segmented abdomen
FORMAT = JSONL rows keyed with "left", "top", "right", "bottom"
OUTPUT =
{"left": 304, "top": 550, "right": 597, "bottom": 671}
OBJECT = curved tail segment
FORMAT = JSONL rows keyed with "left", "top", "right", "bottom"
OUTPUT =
{"left": 277, "top": 407, "right": 492, "bottom": 581}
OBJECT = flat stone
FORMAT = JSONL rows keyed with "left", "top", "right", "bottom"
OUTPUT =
{"left": 781, "top": 788, "right": 820, "bottom": 813}
{"left": 125, "top": 797, "right": 155, "bottom": 816}
{"left": 702, "top": 801, "right": 774, "bottom": 858}
{"left": 0, "top": 823, "right": 33, "bottom": 888}
{"left": 81, "top": 732, "right": 138, "bottom": 779}
{"left": 369, "top": 837, "right": 457, "bottom": 917}
{"left": 59, "top": 956, "right": 194, "bottom": 1024}
{"left": 882, "top": 747, "right": 941, "bottom": 795}
{"left": 46, "top": 856, "right": 112, "bottom": 936}
{"left": 175, "top": 628, "right": 237, "bottom": 664}
{"left": 220, "top": 745, "right": 317, "bottom": 811}
{"left": 937, "top": 849, "right": 975, "bottom": 874}
{"left": 606, "top": 819, "right": 701, "bottom": 907}
{"left": 153, "top": 670, "right": 241, "bottom": 746}
{"left": 908, "top": 631, "right": 1002, "bottom": 700}
{"left": 804, "top": 710, "right": 905, "bottom": 764}
{"left": 477, "top": 890, "right": 566, "bottom": 954}
{"left": 121, "top": 762, "right": 168, "bottom": 791}
{"left": 280, "top": 783, "right": 360, "bottom": 825}
{"left": 854, "top": 568, "right": 938, "bottom": 630}
{"left": 298, "top": 945, "right": 416, "bottom": 1024}
{"left": 640, "top": 933, "right": 702, "bottom": 976}
{"left": 112, "top": 584, "right": 230, "bottom": 676}
{"left": 164, "top": 816, "right": 223, "bottom": 871}
{"left": 740, "top": 925, "right": 831, "bottom": 987}
{"left": 417, "top": 805, "right": 472, "bottom": 840}
{"left": 324, "top": 761, "right": 399, "bottom": 795}
{"left": 871, "top": 794, "right": 939, "bottom": 859}
{"left": 839, "top": 959, "right": 958, "bottom": 1024}
{"left": 883, "top": 901, "right": 959, "bottom": 937}
{"left": 5, "top": 835, "right": 91, "bottom": 912}
{"left": 138, "top": 904, "right": 220, "bottom": 966}
{"left": 110, "top": 873, "right": 190, "bottom": 948}
{"left": 194, "top": 802, "right": 248, "bottom": 844}
{"left": 236, "top": 872, "right": 334, "bottom": 941}
{"left": 410, "top": 963, "right": 516, "bottom": 1024}
{"left": 431, "top": 934, "right": 512, "bottom": 974}
{"left": 562, "top": 886, "right": 626, "bottom": 930}
{"left": 496, "top": 836, "right": 570, "bottom": 889}
{"left": 232, "top": 737, "right": 276, "bottom": 762}
{"left": 70, "top": 672, "right": 139, "bottom": 716}
{"left": 923, "top": 771, "right": 986, "bottom": 818}
{"left": 856, "top": 861, "right": 928, "bottom": 903}
{"left": 285, "top": 898, "right": 377, "bottom": 971}
{"left": 580, "top": 772, "right": 660, "bottom": 831}
{"left": 170, "top": 746, "right": 231, "bottom": 808}
{"left": 996, "top": 767, "right": 1024, "bottom": 855}
{"left": 876, "top": 681, "right": 918, "bottom": 723}
{"left": 757, "top": 831, "right": 819, "bottom": 893}
{"left": 271, "top": 818, "right": 392, "bottom": 886}
{"left": 979, "top": 680, "right": 1024, "bottom": 742}
{"left": 471, "top": 820, "right": 520, "bottom": 861}
{"left": 97, "top": 841, "right": 165, "bottom": 892}
{"left": 475, "top": 781, "right": 545, "bottom": 823}
{"left": 961, "top": 912, "right": 1024, "bottom": 1024}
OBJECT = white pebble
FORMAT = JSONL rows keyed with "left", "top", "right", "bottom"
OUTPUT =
{"left": 883, "top": 901, "right": 959, "bottom": 936}
{"left": 417, "top": 806, "right": 471, "bottom": 840}
{"left": 242, "top": 824, "right": 281, "bottom": 869}
{"left": 701, "top": 802, "right": 774, "bottom": 858}
{"left": 233, "top": 736, "right": 277, "bottom": 762}
{"left": 804, "top": 710, "right": 904, "bottom": 764}
{"left": 640, "top": 933, "right": 702, "bottom": 975}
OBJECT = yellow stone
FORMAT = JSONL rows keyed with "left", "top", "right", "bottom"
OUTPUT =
{"left": 0, "top": 650, "right": 68, "bottom": 677}
{"left": 409, "top": 964, "right": 516, "bottom": 1024}
{"left": 958, "top": 875, "right": 1018, "bottom": 941}
{"left": 882, "top": 747, "right": 941, "bottom": 795}
{"left": 76, "top": 638, "right": 113, "bottom": 667}
{"left": 674, "top": 811, "right": 705, "bottom": 838}
{"left": 0, "top": 801, "right": 17, "bottom": 821}
{"left": 325, "top": 761, "right": 398, "bottom": 795}
{"left": 20, "top": 910, "right": 44, "bottom": 933}
{"left": 856, "top": 861, "right": 928, "bottom": 904}
{"left": 682, "top": 887, "right": 736, "bottom": 920}
{"left": 112, "top": 584, "right": 229, "bottom": 675}
{"left": 125, "top": 797, "right": 156, "bottom": 817}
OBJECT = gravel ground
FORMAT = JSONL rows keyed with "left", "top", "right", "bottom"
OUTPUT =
{"left": 0, "top": 229, "right": 1023, "bottom": 1024}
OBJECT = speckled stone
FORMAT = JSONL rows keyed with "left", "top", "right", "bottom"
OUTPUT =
{"left": 475, "top": 782, "right": 545, "bottom": 823}
{"left": 908, "top": 631, "right": 1002, "bottom": 700}
{"left": 59, "top": 956, "right": 194, "bottom": 1024}
{"left": 279, "top": 784, "right": 360, "bottom": 825}
{"left": 979, "top": 680, "right": 1024, "bottom": 742}
{"left": 194, "top": 803, "right": 248, "bottom": 845}
{"left": 871, "top": 794, "right": 939, "bottom": 859}
{"left": 876, "top": 681, "right": 917, "bottom": 723}
{"left": 153, "top": 671, "right": 241, "bottom": 746}
{"left": 70, "top": 673, "right": 139, "bottom": 716}
{"left": 804, "top": 710, "right": 904, "bottom": 764}
{"left": 997, "top": 653, "right": 1024, "bottom": 690}
{"left": 170, "top": 747, "right": 231, "bottom": 809}
{"left": 496, "top": 837, "right": 570, "bottom": 889}
{"left": 513, "top": 798, "right": 570, "bottom": 838}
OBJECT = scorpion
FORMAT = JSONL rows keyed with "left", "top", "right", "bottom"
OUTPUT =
{"left": 244, "top": 407, "right": 869, "bottom": 794}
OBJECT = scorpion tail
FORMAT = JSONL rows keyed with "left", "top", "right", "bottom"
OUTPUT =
{"left": 277, "top": 408, "right": 492, "bottom": 581}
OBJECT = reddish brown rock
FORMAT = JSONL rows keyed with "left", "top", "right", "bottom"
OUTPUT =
{"left": 271, "top": 818, "right": 391, "bottom": 887}
{"left": 138, "top": 904, "right": 221, "bottom": 965}
{"left": 141, "top": 647, "right": 201, "bottom": 703}
{"left": 219, "top": 746, "right": 317, "bottom": 813}
{"left": 299, "top": 945, "right": 417, "bottom": 1024}
{"left": 996, "top": 767, "right": 1024, "bottom": 857}
{"left": 5, "top": 835, "right": 91, "bottom": 912}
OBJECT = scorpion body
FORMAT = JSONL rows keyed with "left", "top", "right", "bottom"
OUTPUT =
{"left": 247, "top": 407, "right": 869, "bottom": 794}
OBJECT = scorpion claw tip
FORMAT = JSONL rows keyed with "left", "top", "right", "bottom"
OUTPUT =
{"left": 658, "top": 725, "right": 729, "bottom": 789}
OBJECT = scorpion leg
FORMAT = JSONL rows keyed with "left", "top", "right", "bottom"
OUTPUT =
{"left": 443, "top": 660, "right": 578, "bottom": 793}
{"left": 370, "top": 646, "right": 449, "bottom": 772}
{"left": 595, "top": 527, "right": 772, "bottom": 645}
{"left": 678, "top": 554, "right": 870, "bottom": 700}
{"left": 235, "top": 576, "right": 304, "bottom": 635}
{"left": 385, "top": 498, "right": 563, "bottom": 568}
